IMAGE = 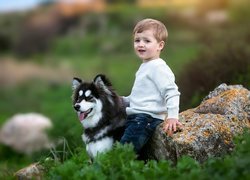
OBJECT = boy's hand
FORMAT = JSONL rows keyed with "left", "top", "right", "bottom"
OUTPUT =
{"left": 163, "top": 118, "right": 183, "bottom": 136}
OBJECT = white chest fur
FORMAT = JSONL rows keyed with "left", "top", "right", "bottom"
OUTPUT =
{"left": 85, "top": 137, "right": 114, "bottom": 158}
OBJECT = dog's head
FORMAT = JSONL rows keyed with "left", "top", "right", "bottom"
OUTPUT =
{"left": 72, "top": 74, "right": 113, "bottom": 128}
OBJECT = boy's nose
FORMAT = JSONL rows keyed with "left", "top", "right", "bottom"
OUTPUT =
{"left": 138, "top": 42, "right": 144, "bottom": 47}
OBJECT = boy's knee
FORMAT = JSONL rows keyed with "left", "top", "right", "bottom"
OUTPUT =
{"left": 120, "top": 135, "right": 145, "bottom": 153}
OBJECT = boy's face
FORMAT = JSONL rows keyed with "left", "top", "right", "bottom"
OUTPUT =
{"left": 134, "top": 29, "right": 164, "bottom": 62}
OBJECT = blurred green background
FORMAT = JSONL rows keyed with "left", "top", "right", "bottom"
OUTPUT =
{"left": 0, "top": 0, "right": 249, "bottom": 178}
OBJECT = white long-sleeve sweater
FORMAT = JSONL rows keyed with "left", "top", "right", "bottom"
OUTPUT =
{"left": 124, "top": 58, "right": 180, "bottom": 120}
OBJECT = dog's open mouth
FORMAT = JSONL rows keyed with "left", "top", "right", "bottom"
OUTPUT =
{"left": 78, "top": 108, "right": 93, "bottom": 121}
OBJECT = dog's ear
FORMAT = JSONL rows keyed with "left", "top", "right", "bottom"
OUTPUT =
{"left": 94, "top": 74, "right": 112, "bottom": 86}
{"left": 72, "top": 77, "right": 82, "bottom": 90}
{"left": 93, "top": 74, "right": 112, "bottom": 94}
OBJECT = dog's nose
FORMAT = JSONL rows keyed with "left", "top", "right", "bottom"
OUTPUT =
{"left": 74, "top": 104, "right": 80, "bottom": 111}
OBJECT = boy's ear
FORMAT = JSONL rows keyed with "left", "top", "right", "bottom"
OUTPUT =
{"left": 158, "top": 41, "right": 165, "bottom": 51}
{"left": 72, "top": 77, "right": 82, "bottom": 90}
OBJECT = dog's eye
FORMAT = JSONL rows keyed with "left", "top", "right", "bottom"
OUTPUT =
{"left": 86, "top": 95, "right": 94, "bottom": 102}
{"left": 76, "top": 96, "right": 82, "bottom": 103}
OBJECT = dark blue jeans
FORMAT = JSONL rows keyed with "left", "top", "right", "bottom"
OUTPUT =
{"left": 120, "top": 113, "right": 162, "bottom": 154}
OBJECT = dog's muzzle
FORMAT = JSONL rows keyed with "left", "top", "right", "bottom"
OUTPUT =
{"left": 74, "top": 104, "right": 80, "bottom": 111}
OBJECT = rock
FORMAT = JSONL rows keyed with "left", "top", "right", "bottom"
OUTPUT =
{"left": 0, "top": 113, "right": 53, "bottom": 155}
{"left": 145, "top": 84, "right": 250, "bottom": 163}
{"left": 14, "top": 163, "right": 44, "bottom": 180}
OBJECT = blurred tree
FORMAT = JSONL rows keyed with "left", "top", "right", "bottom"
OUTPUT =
{"left": 178, "top": 42, "right": 250, "bottom": 110}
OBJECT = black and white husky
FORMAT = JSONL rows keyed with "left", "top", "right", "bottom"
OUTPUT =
{"left": 72, "top": 74, "right": 126, "bottom": 158}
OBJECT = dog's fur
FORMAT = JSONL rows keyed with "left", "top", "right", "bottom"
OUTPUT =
{"left": 72, "top": 74, "right": 126, "bottom": 158}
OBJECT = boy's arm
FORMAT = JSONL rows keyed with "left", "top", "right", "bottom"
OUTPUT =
{"left": 161, "top": 79, "right": 182, "bottom": 136}
{"left": 163, "top": 93, "right": 182, "bottom": 136}
{"left": 121, "top": 96, "right": 130, "bottom": 107}
{"left": 150, "top": 63, "right": 182, "bottom": 135}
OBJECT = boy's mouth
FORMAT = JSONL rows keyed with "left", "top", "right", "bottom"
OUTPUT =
{"left": 138, "top": 49, "right": 146, "bottom": 53}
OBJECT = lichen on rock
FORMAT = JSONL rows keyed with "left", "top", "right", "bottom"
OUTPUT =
{"left": 145, "top": 84, "right": 250, "bottom": 163}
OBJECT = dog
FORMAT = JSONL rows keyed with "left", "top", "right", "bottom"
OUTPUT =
{"left": 72, "top": 74, "right": 126, "bottom": 158}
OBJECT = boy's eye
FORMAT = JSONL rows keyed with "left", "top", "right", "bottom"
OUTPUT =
{"left": 134, "top": 39, "right": 140, "bottom": 43}
{"left": 145, "top": 39, "right": 151, "bottom": 43}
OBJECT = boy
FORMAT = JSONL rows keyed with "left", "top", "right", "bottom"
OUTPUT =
{"left": 121, "top": 18, "right": 182, "bottom": 154}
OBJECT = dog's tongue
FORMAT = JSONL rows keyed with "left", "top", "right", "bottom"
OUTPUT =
{"left": 79, "top": 113, "right": 86, "bottom": 121}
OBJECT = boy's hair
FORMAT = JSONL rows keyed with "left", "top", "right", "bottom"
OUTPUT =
{"left": 133, "top": 18, "right": 168, "bottom": 43}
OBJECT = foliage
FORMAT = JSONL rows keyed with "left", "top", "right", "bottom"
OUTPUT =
{"left": 44, "top": 130, "right": 250, "bottom": 180}
{"left": 178, "top": 35, "right": 250, "bottom": 110}
{"left": 201, "top": 129, "right": 250, "bottom": 180}
{"left": 0, "top": 12, "right": 29, "bottom": 52}
{"left": 229, "top": 0, "right": 250, "bottom": 25}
